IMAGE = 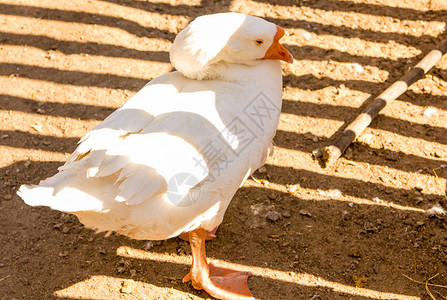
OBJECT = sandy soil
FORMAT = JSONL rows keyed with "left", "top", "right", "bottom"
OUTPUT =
{"left": 1, "top": 0, "right": 447, "bottom": 299}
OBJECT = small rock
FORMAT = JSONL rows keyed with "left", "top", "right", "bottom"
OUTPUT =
{"left": 3, "top": 194, "right": 12, "bottom": 201}
{"left": 352, "top": 63, "right": 364, "bottom": 73}
{"left": 312, "top": 148, "right": 322, "bottom": 158}
{"left": 120, "top": 279, "right": 136, "bottom": 294}
{"left": 348, "top": 249, "right": 361, "bottom": 258}
{"left": 282, "top": 211, "right": 291, "bottom": 218}
{"left": 299, "top": 209, "right": 312, "bottom": 218}
{"left": 415, "top": 221, "right": 425, "bottom": 227}
{"left": 433, "top": 150, "right": 444, "bottom": 158}
{"left": 116, "top": 258, "right": 130, "bottom": 274}
{"left": 24, "top": 160, "right": 31, "bottom": 167}
{"left": 265, "top": 211, "right": 282, "bottom": 222}
{"left": 31, "top": 123, "right": 43, "bottom": 132}
{"left": 58, "top": 251, "right": 69, "bottom": 258}
{"left": 302, "top": 31, "right": 312, "bottom": 40}
{"left": 18, "top": 257, "right": 29, "bottom": 264}
{"left": 250, "top": 203, "right": 265, "bottom": 215}
{"left": 129, "top": 269, "right": 137, "bottom": 276}
{"left": 423, "top": 107, "right": 438, "bottom": 117}
{"left": 52, "top": 223, "right": 63, "bottom": 230}
{"left": 414, "top": 186, "right": 423, "bottom": 192}
{"left": 145, "top": 241, "right": 154, "bottom": 250}
{"left": 384, "top": 151, "right": 399, "bottom": 161}
{"left": 344, "top": 147, "right": 353, "bottom": 159}
{"left": 426, "top": 204, "right": 446, "bottom": 218}
{"left": 42, "top": 141, "right": 51, "bottom": 146}
{"left": 318, "top": 189, "right": 342, "bottom": 199}
{"left": 258, "top": 166, "right": 267, "bottom": 173}
{"left": 372, "top": 197, "right": 381, "bottom": 203}
{"left": 286, "top": 184, "right": 300, "bottom": 194}
{"left": 268, "top": 193, "right": 278, "bottom": 200}
{"left": 352, "top": 275, "right": 367, "bottom": 288}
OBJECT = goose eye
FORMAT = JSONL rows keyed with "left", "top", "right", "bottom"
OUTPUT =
{"left": 255, "top": 39, "right": 264, "bottom": 46}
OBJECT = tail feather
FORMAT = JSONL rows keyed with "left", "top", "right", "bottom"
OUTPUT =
{"left": 17, "top": 171, "right": 105, "bottom": 212}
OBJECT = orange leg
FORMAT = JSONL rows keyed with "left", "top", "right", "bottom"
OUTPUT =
{"left": 179, "top": 226, "right": 218, "bottom": 242}
{"left": 183, "top": 228, "right": 253, "bottom": 300}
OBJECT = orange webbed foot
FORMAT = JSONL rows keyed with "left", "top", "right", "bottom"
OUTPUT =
{"left": 183, "top": 262, "right": 253, "bottom": 300}
{"left": 184, "top": 229, "right": 254, "bottom": 300}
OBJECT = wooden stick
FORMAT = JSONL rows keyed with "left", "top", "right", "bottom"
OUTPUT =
{"left": 323, "top": 38, "right": 447, "bottom": 167}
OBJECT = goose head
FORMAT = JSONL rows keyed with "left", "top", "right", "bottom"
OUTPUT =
{"left": 170, "top": 12, "right": 293, "bottom": 80}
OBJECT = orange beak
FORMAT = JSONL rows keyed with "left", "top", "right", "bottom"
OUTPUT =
{"left": 262, "top": 26, "right": 294, "bottom": 63}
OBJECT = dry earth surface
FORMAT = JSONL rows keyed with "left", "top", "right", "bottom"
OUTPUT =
{"left": 1, "top": 0, "right": 447, "bottom": 299}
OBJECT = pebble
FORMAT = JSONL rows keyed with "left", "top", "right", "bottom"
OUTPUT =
{"left": 286, "top": 184, "right": 300, "bottom": 193}
{"left": 282, "top": 211, "right": 291, "bottom": 218}
{"left": 18, "top": 257, "right": 29, "bottom": 264}
{"left": 265, "top": 211, "right": 282, "bottom": 221}
{"left": 145, "top": 241, "right": 154, "bottom": 250}
{"left": 352, "top": 275, "right": 367, "bottom": 288}
{"left": 344, "top": 147, "right": 353, "bottom": 159}
{"left": 385, "top": 151, "right": 399, "bottom": 161}
{"left": 423, "top": 107, "right": 438, "bottom": 117}
{"left": 267, "top": 193, "right": 277, "bottom": 200}
{"left": 311, "top": 148, "right": 322, "bottom": 158}
{"left": 348, "top": 249, "right": 361, "bottom": 258}
{"left": 433, "top": 150, "right": 444, "bottom": 158}
{"left": 352, "top": 63, "right": 364, "bottom": 73}
{"left": 319, "top": 189, "right": 342, "bottom": 199}
{"left": 299, "top": 209, "right": 312, "bottom": 218}
{"left": 58, "top": 251, "right": 69, "bottom": 258}
{"left": 31, "top": 123, "right": 43, "bottom": 132}
{"left": 426, "top": 204, "right": 446, "bottom": 217}
{"left": 258, "top": 166, "right": 267, "bottom": 173}
{"left": 302, "top": 31, "right": 312, "bottom": 40}
{"left": 415, "top": 221, "right": 425, "bottom": 227}
{"left": 24, "top": 160, "right": 31, "bottom": 167}
{"left": 3, "top": 194, "right": 12, "bottom": 200}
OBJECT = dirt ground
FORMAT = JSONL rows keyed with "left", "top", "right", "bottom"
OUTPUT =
{"left": 1, "top": 0, "right": 447, "bottom": 299}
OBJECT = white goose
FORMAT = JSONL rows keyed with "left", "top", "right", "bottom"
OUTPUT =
{"left": 19, "top": 12, "right": 293, "bottom": 300}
